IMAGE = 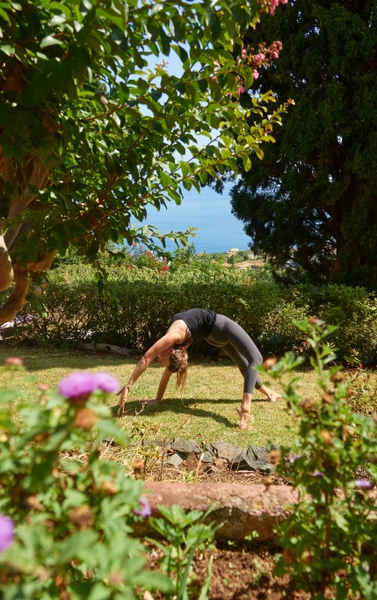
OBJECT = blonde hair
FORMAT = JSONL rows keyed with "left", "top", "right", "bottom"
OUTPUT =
{"left": 168, "top": 330, "right": 192, "bottom": 389}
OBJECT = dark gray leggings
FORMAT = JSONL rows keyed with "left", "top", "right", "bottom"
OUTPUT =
{"left": 205, "top": 314, "right": 263, "bottom": 394}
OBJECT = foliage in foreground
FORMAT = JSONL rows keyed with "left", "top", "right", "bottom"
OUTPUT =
{"left": 0, "top": 362, "right": 215, "bottom": 599}
{"left": 265, "top": 320, "right": 377, "bottom": 599}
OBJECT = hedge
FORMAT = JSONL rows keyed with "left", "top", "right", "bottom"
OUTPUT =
{"left": 1, "top": 264, "right": 377, "bottom": 365}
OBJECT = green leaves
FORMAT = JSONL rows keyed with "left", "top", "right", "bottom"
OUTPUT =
{"left": 0, "top": 0, "right": 286, "bottom": 321}
{"left": 269, "top": 318, "right": 377, "bottom": 598}
{"left": 0, "top": 367, "right": 172, "bottom": 598}
{"left": 148, "top": 503, "right": 218, "bottom": 599}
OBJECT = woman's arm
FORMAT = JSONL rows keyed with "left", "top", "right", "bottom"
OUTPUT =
{"left": 141, "top": 368, "right": 173, "bottom": 407}
{"left": 156, "top": 368, "right": 173, "bottom": 403}
{"left": 117, "top": 331, "right": 179, "bottom": 413}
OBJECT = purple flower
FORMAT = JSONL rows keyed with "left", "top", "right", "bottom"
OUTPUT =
{"left": 311, "top": 470, "right": 324, "bottom": 477}
{"left": 58, "top": 372, "right": 97, "bottom": 402}
{"left": 289, "top": 454, "right": 302, "bottom": 464}
{"left": 0, "top": 515, "right": 14, "bottom": 553}
{"left": 355, "top": 479, "right": 373, "bottom": 489}
{"left": 134, "top": 497, "right": 151, "bottom": 518}
{"left": 93, "top": 372, "right": 120, "bottom": 393}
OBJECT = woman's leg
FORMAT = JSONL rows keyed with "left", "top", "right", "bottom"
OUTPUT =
{"left": 206, "top": 315, "right": 280, "bottom": 426}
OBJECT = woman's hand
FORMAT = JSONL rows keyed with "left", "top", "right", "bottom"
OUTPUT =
{"left": 117, "top": 383, "right": 131, "bottom": 415}
{"left": 141, "top": 399, "right": 161, "bottom": 407}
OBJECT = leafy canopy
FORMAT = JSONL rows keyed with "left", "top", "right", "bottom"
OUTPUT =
{"left": 0, "top": 0, "right": 285, "bottom": 322}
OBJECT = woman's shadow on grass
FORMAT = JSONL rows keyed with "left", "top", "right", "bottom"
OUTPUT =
{"left": 110, "top": 397, "right": 243, "bottom": 429}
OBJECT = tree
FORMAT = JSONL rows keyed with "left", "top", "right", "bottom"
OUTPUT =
{"left": 0, "top": 0, "right": 286, "bottom": 323}
{"left": 231, "top": 0, "right": 377, "bottom": 287}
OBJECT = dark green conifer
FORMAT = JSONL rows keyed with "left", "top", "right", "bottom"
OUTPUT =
{"left": 232, "top": 0, "right": 377, "bottom": 286}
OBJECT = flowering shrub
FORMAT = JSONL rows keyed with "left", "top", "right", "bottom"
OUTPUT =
{"left": 124, "top": 244, "right": 170, "bottom": 275}
{"left": 263, "top": 320, "right": 377, "bottom": 598}
{"left": 0, "top": 361, "right": 172, "bottom": 599}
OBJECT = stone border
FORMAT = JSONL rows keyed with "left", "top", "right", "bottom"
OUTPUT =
{"left": 140, "top": 438, "right": 277, "bottom": 474}
{"left": 133, "top": 482, "right": 377, "bottom": 546}
{"left": 133, "top": 482, "right": 298, "bottom": 545}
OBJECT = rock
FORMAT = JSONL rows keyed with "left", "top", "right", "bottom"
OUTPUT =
{"left": 195, "top": 451, "right": 213, "bottom": 464}
{"left": 166, "top": 453, "right": 183, "bottom": 467}
{"left": 133, "top": 483, "right": 377, "bottom": 546}
{"left": 204, "top": 465, "right": 218, "bottom": 474}
{"left": 171, "top": 438, "right": 201, "bottom": 459}
{"left": 207, "top": 442, "right": 245, "bottom": 462}
{"left": 141, "top": 440, "right": 169, "bottom": 452}
{"left": 230, "top": 446, "right": 274, "bottom": 475}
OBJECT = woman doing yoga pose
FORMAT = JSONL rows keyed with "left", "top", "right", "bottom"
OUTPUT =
{"left": 117, "top": 308, "right": 281, "bottom": 427}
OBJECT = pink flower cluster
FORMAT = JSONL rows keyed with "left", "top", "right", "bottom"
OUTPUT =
{"left": 134, "top": 497, "right": 152, "bottom": 518}
{"left": 58, "top": 371, "right": 120, "bottom": 403}
{"left": 267, "top": 0, "right": 288, "bottom": 16}
{"left": 240, "top": 41, "right": 283, "bottom": 83}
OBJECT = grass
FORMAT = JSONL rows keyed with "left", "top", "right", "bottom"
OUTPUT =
{"left": 0, "top": 346, "right": 323, "bottom": 448}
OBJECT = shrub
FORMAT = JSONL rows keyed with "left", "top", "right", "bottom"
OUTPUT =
{"left": 3, "top": 264, "right": 377, "bottom": 365}
{"left": 0, "top": 361, "right": 172, "bottom": 599}
{"left": 0, "top": 361, "right": 215, "bottom": 599}
{"left": 265, "top": 320, "right": 377, "bottom": 598}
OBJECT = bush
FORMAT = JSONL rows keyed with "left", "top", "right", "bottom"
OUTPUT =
{"left": 265, "top": 320, "right": 377, "bottom": 598}
{"left": 0, "top": 363, "right": 171, "bottom": 599}
{"left": 3, "top": 264, "right": 377, "bottom": 365}
{"left": 0, "top": 362, "right": 215, "bottom": 599}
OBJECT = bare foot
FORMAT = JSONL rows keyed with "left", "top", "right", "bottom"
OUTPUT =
{"left": 236, "top": 406, "right": 253, "bottom": 430}
{"left": 259, "top": 385, "right": 282, "bottom": 403}
{"left": 265, "top": 391, "right": 282, "bottom": 403}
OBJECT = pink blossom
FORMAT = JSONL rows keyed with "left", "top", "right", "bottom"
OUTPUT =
{"left": 241, "top": 48, "right": 247, "bottom": 59}
{"left": 0, "top": 515, "right": 14, "bottom": 553}
{"left": 58, "top": 372, "right": 97, "bottom": 402}
{"left": 93, "top": 372, "right": 120, "bottom": 393}
{"left": 134, "top": 497, "right": 152, "bottom": 518}
{"left": 253, "top": 70, "right": 259, "bottom": 80}
{"left": 237, "top": 86, "right": 245, "bottom": 94}
{"left": 355, "top": 479, "right": 373, "bottom": 489}
{"left": 253, "top": 53, "right": 265, "bottom": 67}
{"left": 5, "top": 357, "right": 23, "bottom": 367}
{"left": 289, "top": 454, "right": 302, "bottom": 464}
{"left": 272, "top": 51, "right": 279, "bottom": 59}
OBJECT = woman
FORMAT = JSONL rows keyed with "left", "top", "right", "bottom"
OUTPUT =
{"left": 117, "top": 308, "right": 281, "bottom": 427}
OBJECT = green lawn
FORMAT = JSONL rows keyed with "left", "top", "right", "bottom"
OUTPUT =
{"left": 0, "top": 346, "right": 321, "bottom": 448}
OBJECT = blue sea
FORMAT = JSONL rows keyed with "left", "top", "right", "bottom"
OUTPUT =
{"left": 139, "top": 183, "right": 251, "bottom": 254}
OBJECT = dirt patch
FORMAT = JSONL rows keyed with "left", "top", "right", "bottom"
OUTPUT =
{"left": 146, "top": 542, "right": 309, "bottom": 600}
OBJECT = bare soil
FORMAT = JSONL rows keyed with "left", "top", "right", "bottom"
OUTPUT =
{"left": 146, "top": 542, "right": 310, "bottom": 600}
